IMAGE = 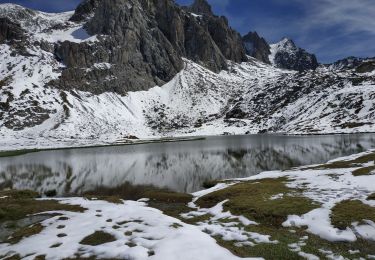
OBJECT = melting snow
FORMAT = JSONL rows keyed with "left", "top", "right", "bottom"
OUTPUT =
{"left": 0, "top": 198, "right": 258, "bottom": 260}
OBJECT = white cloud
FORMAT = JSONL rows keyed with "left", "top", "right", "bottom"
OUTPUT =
{"left": 298, "top": 0, "right": 375, "bottom": 35}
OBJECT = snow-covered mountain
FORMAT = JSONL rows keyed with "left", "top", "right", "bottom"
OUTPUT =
{"left": 268, "top": 38, "right": 319, "bottom": 71}
{"left": 0, "top": 0, "right": 375, "bottom": 150}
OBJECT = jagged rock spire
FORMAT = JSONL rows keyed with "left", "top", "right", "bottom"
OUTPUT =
{"left": 70, "top": 0, "right": 100, "bottom": 22}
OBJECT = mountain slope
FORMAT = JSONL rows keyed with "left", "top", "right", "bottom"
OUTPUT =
{"left": 0, "top": 1, "right": 375, "bottom": 150}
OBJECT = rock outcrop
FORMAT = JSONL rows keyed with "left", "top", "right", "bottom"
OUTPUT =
{"left": 242, "top": 31, "right": 271, "bottom": 64}
{"left": 0, "top": 17, "right": 25, "bottom": 43}
{"left": 69, "top": 0, "right": 100, "bottom": 22}
{"left": 52, "top": 0, "right": 247, "bottom": 95}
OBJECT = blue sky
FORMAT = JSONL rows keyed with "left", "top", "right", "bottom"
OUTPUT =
{"left": 1, "top": 0, "right": 374, "bottom": 63}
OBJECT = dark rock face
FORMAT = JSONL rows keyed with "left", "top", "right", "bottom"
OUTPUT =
{"left": 70, "top": 0, "right": 100, "bottom": 22}
{"left": 242, "top": 31, "right": 271, "bottom": 64}
{"left": 53, "top": 0, "right": 247, "bottom": 94}
{"left": 272, "top": 38, "right": 318, "bottom": 72}
{"left": 356, "top": 61, "right": 375, "bottom": 73}
{"left": 55, "top": 0, "right": 183, "bottom": 94}
{"left": 0, "top": 18, "right": 25, "bottom": 43}
{"left": 184, "top": 0, "right": 247, "bottom": 64}
{"left": 205, "top": 15, "right": 247, "bottom": 64}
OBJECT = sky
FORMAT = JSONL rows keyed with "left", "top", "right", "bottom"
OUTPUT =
{"left": 1, "top": 0, "right": 374, "bottom": 63}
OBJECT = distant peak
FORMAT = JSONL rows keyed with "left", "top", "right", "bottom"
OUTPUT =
{"left": 279, "top": 37, "right": 294, "bottom": 44}
{"left": 243, "top": 31, "right": 260, "bottom": 39}
{"left": 189, "top": 0, "right": 213, "bottom": 16}
{"left": 272, "top": 37, "right": 296, "bottom": 50}
{"left": 70, "top": 0, "right": 100, "bottom": 22}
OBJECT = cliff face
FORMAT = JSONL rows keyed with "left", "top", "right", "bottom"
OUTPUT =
{"left": 243, "top": 31, "right": 271, "bottom": 64}
{"left": 53, "top": 0, "right": 247, "bottom": 95}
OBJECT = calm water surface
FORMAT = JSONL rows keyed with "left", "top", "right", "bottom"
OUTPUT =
{"left": 1, "top": 134, "right": 375, "bottom": 196}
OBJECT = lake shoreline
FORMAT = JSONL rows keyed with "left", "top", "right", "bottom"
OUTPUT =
{"left": 1, "top": 131, "right": 375, "bottom": 157}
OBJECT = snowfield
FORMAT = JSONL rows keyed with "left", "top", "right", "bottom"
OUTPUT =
{"left": 0, "top": 198, "right": 258, "bottom": 260}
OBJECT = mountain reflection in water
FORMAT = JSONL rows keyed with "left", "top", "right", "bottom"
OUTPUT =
{"left": 0, "top": 134, "right": 374, "bottom": 196}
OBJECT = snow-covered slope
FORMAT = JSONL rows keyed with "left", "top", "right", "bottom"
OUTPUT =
{"left": 1, "top": 4, "right": 375, "bottom": 150}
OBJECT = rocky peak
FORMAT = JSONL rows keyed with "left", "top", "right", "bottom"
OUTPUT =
{"left": 242, "top": 31, "right": 271, "bottom": 64}
{"left": 277, "top": 37, "right": 296, "bottom": 49}
{"left": 269, "top": 37, "right": 319, "bottom": 72}
{"left": 70, "top": 0, "right": 100, "bottom": 22}
{"left": 188, "top": 0, "right": 213, "bottom": 16}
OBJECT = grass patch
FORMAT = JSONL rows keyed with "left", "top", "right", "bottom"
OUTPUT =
{"left": 368, "top": 193, "right": 375, "bottom": 200}
{"left": 0, "top": 149, "right": 39, "bottom": 158}
{"left": 196, "top": 178, "right": 318, "bottom": 226}
{"left": 0, "top": 190, "right": 85, "bottom": 223}
{"left": 84, "top": 182, "right": 192, "bottom": 203}
{"left": 213, "top": 221, "right": 375, "bottom": 259}
{"left": 339, "top": 122, "right": 370, "bottom": 129}
{"left": 6, "top": 223, "right": 44, "bottom": 244}
{"left": 331, "top": 200, "right": 375, "bottom": 230}
{"left": 352, "top": 165, "right": 375, "bottom": 176}
{"left": 84, "top": 182, "right": 193, "bottom": 219}
{"left": 1, "top": 255, "right": 21, "bottom": 260}
{"left": 215, "top": 235, "right": 301, "bottom": 260}
{"left": 79, "top": 231, "right": 116, "bottom": 246}
{"left": 309, "top": 152, "right": 375, "bottom": 170}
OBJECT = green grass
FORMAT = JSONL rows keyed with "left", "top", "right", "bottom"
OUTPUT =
{"left": 0, "top": 149, "right": 39, "bottom": 158}
{"left": 352, "top": 165, "right": 375, "bottom": 176}
{"left": 79, "top": 231, "right": 116, "bottom": 246}
{"left": 339, "top": 122, "right": 370, "bottom": 129}
{"left": 84, "top": 182, "right": 193, "bottom": 219}
{"left": 196, "top": 178, "right": 319, "bottom": 227}
{"left": 6, "top": 223, "right": 44, "bottom": 244}
{"left": 0, "top": 190, "right": 86, "bottom": 245}
{"left": 309, "top": 152, "right": 375, "bottom": 170}
{"left": 1, "top": 254, "right": 21, "bottom": 260}
{"left": 205, "top": 217, "right": 375, "bottom": 259}
{"left": 0, "top": 190, "right": 85, "bottom": 223}
{"left": 214, "top": 235, "right": 301, "bottom": 260}
{"left": 331, "top": 200, "right": 375, "bottom": 230}
{"left": 368, "top": 193, "right": 375, "bottom": 200}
